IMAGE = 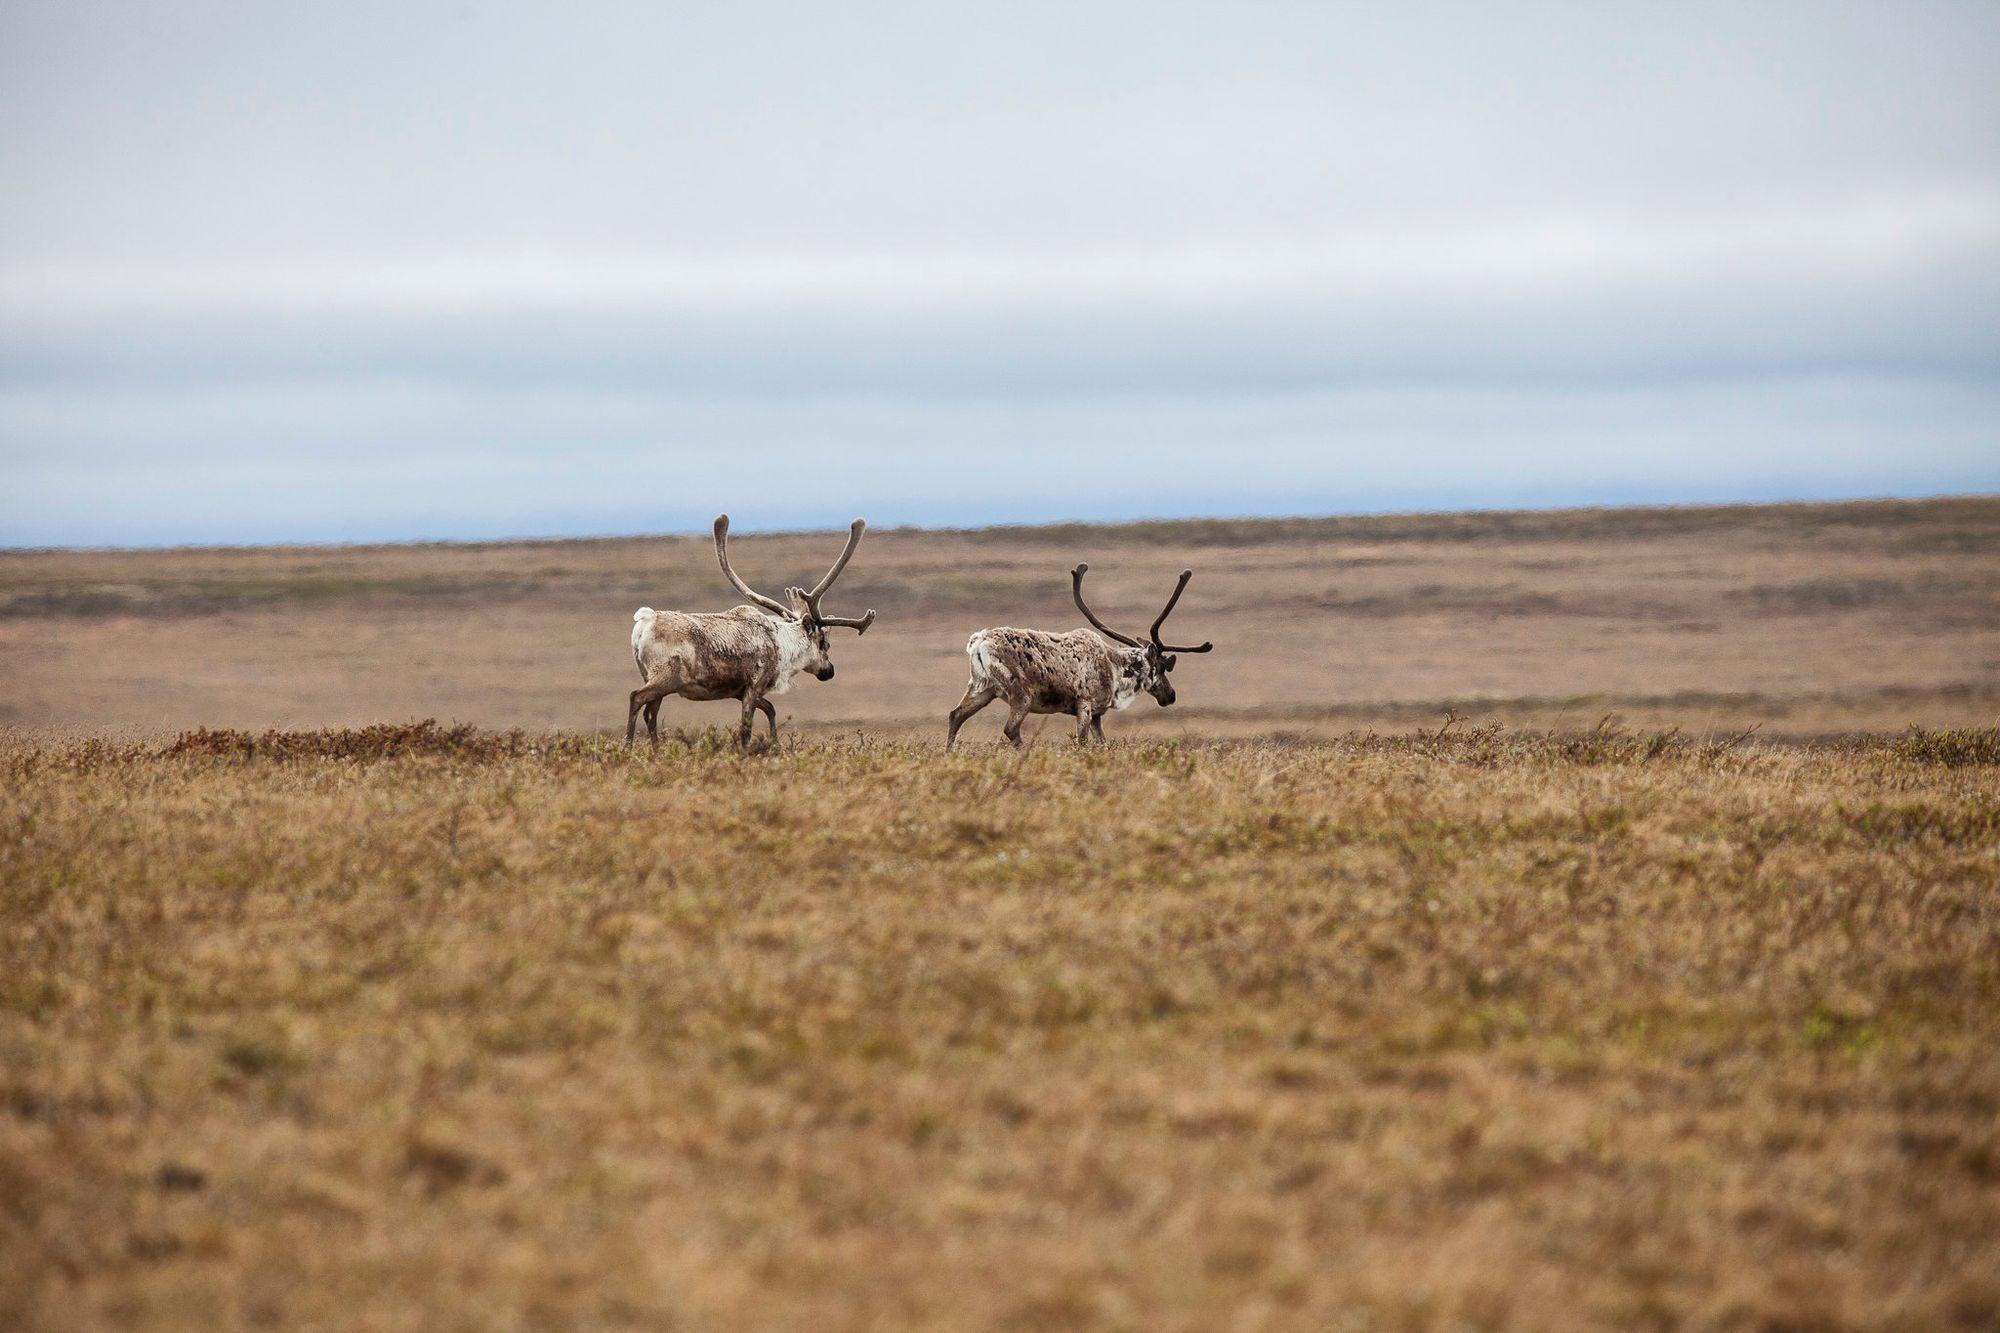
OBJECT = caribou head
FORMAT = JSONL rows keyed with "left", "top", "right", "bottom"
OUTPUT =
{"left": 1070, "top": 563, "right": 1214, "bottom": 706}
{"left": 714, "top": 514, "right": 877, "bottom": 680}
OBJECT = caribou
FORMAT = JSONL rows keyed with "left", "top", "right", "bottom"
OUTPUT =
{"left": 628, "top": 515, "right": 876, "bottom": 746}
{"left": 946, "top": 562, "right": 1214, "bottom": 748}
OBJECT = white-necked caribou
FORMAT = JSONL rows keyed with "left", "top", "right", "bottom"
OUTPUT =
{"left": 629, "top": 515, "right": 876, "bottom": 746}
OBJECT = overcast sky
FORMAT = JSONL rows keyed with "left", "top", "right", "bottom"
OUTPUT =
{"left": 3, "top": 1, "right": 1996, "bottom": 545}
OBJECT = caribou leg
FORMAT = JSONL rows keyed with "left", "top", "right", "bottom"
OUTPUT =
{"left": 946, "top": 683, "right": 996, "bottom": 750}
{"left": 628, "top": 673, "right": 680, "bottom": 746}
{"left": 1001, "top": 701, "right": 1029, "bottom": 747}
{"left": 755, "top": 697, "right": 779, "bottom": 744}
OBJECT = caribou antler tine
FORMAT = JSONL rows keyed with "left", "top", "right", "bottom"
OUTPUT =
{"left": 1072, "top": 562, "right": 1142, "bottom": 648}
{"left": 799, "top": 517, "right": 875, "bottom": 628}
{"left": 817, "top": 607, "right": 876, "bottom": 634}
{"left": 1150, "top": 569, "right": 1213, "bottom": 652}
{"left": 806, "top": 518, "right": 867, "bottom": 600}
{"left": 1149, "top": 570, "right": 1193, "bottom": 646}
{"left": 713, "top": 513, "right": 795, "bottom": 618}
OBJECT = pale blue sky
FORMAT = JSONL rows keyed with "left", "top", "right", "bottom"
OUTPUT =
{"left": 3, "top": 1, "right": 1996, "bottom": 545}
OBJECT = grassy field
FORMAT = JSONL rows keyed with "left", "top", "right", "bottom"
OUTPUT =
{"left": 3, "top": 498, "right": 1998, "bottom": 1327}
{"left": 2, "top": 495, "right": 1997, "bottom": 740}
{"left": 3, "top": 723, "right": 1998, "bottom": 1329}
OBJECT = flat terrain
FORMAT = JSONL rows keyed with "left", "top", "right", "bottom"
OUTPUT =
{"left": 3, "top": 496, "right": 1998, "bottom": 740}
{"left": 3, "top": 499, "right": 1998, "bottom": 1328}
{"left": 3, "top": 726, "right": 1997, "bottom": 1328}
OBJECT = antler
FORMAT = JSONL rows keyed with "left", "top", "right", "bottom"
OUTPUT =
{"left": 798, "top": 518, "right": 875, "bottom": 632}
{"left": 712, "top": 514, "right": 795, "bottom": 618}
{"left": 1150, "top": 569, "right": 1214, "bottom": 654}
{"left": 814, "top": 607, "right": 877, "bottom": 634}
{"left": 1071, "top": 563, "right": 1142, "bottom": 647}
{"left": 805, "top": 519, "right": 865, "bottom": 600}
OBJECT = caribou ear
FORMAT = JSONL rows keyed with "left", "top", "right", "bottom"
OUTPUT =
{"left": 1164, "top": 654, "right": 1178, "bottom": 671}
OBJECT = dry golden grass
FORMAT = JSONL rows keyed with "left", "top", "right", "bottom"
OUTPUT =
{"left": 4, "top": 723, "right": 1998, "bottom": 1329}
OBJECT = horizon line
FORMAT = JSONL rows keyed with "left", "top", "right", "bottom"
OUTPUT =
{"left": 5, "top": 490, "right": 1993, "bottom": 558}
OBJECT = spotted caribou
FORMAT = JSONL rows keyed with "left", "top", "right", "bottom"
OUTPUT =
{"left": 946, "top": 563, "right": 1213, "bottom": 748}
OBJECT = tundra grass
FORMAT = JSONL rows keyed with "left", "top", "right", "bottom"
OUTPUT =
{"left": 2, "top": 725, "right": 1997, "bottom": 1329}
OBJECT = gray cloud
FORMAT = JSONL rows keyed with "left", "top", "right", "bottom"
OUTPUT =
{"left": 2, "top": 1, "right": 1996, "bottom": 544}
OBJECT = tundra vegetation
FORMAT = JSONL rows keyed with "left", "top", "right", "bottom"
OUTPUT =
{"left": 3, "top": 721, "right": 1997, "bottom": 1328}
